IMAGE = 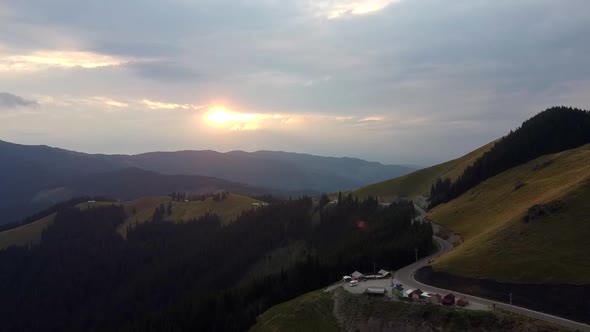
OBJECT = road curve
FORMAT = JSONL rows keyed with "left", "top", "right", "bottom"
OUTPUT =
{"left": 396, "top": 214, "right": 590, "bottom": 331}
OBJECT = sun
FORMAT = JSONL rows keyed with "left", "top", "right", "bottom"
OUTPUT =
{"left": 203, "top": 106, "right": 261, "bottom": 130}
{"left": 206, "top": 107, "right": 232, "bottom": 126}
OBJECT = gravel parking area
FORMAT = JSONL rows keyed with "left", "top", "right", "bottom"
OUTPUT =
{"left": 334, "top": 277, "right": 490, "bottom": 311}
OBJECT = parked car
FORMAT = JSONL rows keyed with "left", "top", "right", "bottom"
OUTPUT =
{"left": 349, "top": 280, "right": 359, "bottom": 287}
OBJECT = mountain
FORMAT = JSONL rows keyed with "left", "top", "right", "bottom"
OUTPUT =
{"left": 428, "top": 143, "right": 590, "bottom": 284}
{"left": 347, "top": 107, "right": 590, "bottom": 323}
{"left": 429, "top": 106, "right": 590, "bottom": 207}
{"left": 109, "top": 149, "right": 414, "bottom": 192}
{"left": 0, "top": 161, "right": 268, "bottom": 226}
{"left": 355, "top": 107, "right": 590, "bottom": 202}
{"left": 63, "top": 167, "right": 267, "bottom": 201}
{"left": 0, "top": 140, "right": 414, "bottom": 224}
{"left": 352, "top": 107, "right": 590, "bottom": 284}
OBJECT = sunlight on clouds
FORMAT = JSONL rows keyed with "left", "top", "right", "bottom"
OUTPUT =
{"left": 202, "top": 107, "right": 386, "bottom": 133}
{"left": 143, "top": 99, "right": 203, "bottom": 110}
{"left": 359, "top": 116, "right": 385, "bottom": 122}
{"left": 204, "top": 106, "right": 304, "bottom": 131}
{"left": 312, "top": 0, "right": 401, "bottom": 19}
{"left": 336, "top": 116, "right": 355, "bottom": 121}
{"left": 0, "top": 51, "right": 128, "bottom": 71}
{"left": 93, "top": 97, "right": 128, "bottom": 108}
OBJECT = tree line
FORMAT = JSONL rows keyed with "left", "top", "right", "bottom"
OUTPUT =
{"left": 169, "top": 191, "right": 230, "bottom": 202}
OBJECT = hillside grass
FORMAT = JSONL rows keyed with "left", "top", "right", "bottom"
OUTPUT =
{"left": 335, "top": 288, "right": 565, "bottom": 332}
{"left": 249, "top": 290, "right": 340, "bottom": 332}
{"left": 118, "top": 194, "right": 262, "bottom": 237}
{"left": 251, "top": 287, "right": 565, "bottom": 332}
{"left": 0, "top": 194, "right": 262, "bottom": 247}
{"left": 429, "top": 144, "right": 590, "bottom": 284}
{"left": 0, "top": 214, "right": 56, "bottom": 249}
{"left": 353, "top": 141, "right": 495, "bottom": 198}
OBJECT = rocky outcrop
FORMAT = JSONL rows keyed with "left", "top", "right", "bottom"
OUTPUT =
{"left": 523, "top": 200, "right": 564, "bottom": 223}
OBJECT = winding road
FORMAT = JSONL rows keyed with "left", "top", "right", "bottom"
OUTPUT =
{"left": 394, "top": 204, "right": 590, "bottom": 331}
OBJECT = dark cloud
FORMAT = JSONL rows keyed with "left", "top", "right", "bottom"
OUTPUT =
{"left": 125, "top": 61, "right": 201, "bottom": 83}
{"left": 0, "top": 92, "right": 38, "bottom": 109}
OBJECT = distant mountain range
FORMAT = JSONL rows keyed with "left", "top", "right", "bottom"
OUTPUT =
{"left": 0, "top": 140, "right": 415, "bottom": 225}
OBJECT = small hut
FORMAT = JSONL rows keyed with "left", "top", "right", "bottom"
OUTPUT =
{"left": 442, "top": 293, "right": 456, "bottom": 306}
{"left": 378, "top": 269, "right": 391, "bottom": 278}
{"left": 457, "top": 297, "right": 469, "bottom": 307}
{"left": 410, "top": 289, "right": 423, "bottom": 300}
{"left": 430, "top": 294, "right": 442, "bottom": 304}
{"left": 402, "top": 289, "right": 414, "bottom": 298}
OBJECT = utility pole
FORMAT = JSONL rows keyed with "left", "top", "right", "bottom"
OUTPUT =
{"left": 373, "top": 262, "right": 376, "bottom": 275}
{"left": 509, "top": 292, "right": 513, "bottom": 306}
{"left": 415, "top": 248, "right": 418, "bottom": 262}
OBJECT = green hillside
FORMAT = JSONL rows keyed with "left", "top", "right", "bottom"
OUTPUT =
{"left": 0, "top": 214, "right": 56, "bottom": 249}
{"left": 249, "top": 290, "right": 340, "bottom": 332}
{"left": 0, "top": 194, "right": 262, "bottom": 248}
{"left": 118, "top": 194, "right": 261, "bottom": 237}
{"left": 250, "top": 288, "right": 565, "bottom": 332}
{"left": 353, "top": 141, "right": 495, "bottom": 198}
{"left": 429, "top": 144, "right": 590, "bottom": 284}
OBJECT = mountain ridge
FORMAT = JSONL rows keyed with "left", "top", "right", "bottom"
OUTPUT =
{"left": 0, "top": 139, "right": 415, "bottom": 225}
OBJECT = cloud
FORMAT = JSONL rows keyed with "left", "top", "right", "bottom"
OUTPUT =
{"left": 230, "top": 122, "right": 259, "bottom": 131}
{"left": 126, "top": 61, "right": 199, "bottom": 83}
{"left": 359, "top": 116, "right": 384, "bottom": 122}
{"left": 142, "top": 99, "right": 203, "bottom": 111}
{"left": 0, "top": 92, "right": 38, "bottom": 109}
{"left": 311, "top": 0, "right": 402, "bottom": 19}
{"left": 93, "top": 97, "right": 128, "bottom": 108}
{"left": 0, "top": 50, "right": 129, "bottom": 72}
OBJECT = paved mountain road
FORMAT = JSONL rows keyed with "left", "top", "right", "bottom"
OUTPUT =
{"left": 395, "top": 204, "right": 590, "bottom": 331}
{"left": 326, "top": 202, "right": 589, "bottom": 330}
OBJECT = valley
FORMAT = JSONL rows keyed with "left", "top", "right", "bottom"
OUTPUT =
{"left": 1, "top": 107, "right": 590, "bottom": 331}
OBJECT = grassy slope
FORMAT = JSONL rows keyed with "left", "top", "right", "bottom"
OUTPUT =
{"left": 353, "top": 141, "right": 495, "bottom": 198}
{"left": 250, "top": 287, "right": 565, "bottom": 332}
{"left": 0, "top": 214, "right": 55, "bottom": 249}
{"left": 249, "top": 290, "right": 340, "bottom": 332}
{"left": 117, "top": 194, "right": 261, "bottom": 237}
{"left": 429, "top": 144, "right": 590, "bottom": 284}
{"left": 0, "top": 194, "right": 261, "bottom": 248}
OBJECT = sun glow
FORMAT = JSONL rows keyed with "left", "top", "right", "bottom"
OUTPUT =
{"left": 207, "top": 108, "right": 234, "bottom": 125}
{"left": 205, "top": 107, "right": 258, "bottom": 129}
{"left": 203, "top": 106, "right": 304, "bottom": 131}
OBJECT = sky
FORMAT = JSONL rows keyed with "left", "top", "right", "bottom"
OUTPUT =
{"left": 1, "top": 0, "right": 589, "bottom": 166}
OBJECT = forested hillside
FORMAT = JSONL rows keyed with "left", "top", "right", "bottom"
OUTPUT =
{"left": 430, "top": 107, "right": 590, "bottom": 208}
{"left": 0, "top": 195, "right": 433, "bottom": 331}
